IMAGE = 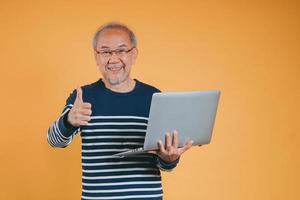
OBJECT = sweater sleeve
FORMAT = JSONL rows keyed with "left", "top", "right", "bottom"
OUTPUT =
{"left": 156, "top": 156, "right": 180, "bottom": 172}
{"left": 47, "top": 90, "right": 80, "bottom": 148}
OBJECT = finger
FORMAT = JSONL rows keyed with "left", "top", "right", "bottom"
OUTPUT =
{"left": 178, "top": 140, "right": 194, "bottom": 154}
{"left": 78, "top": 120, "right": 89, "bottom": 126}
{"left": 172, "top": 130, "right": 178, "bottom": 148}
{"left": 81, "top": 102, "right": 92, "bottom": 109}
{"left": 76, "top": 87, "right": 83, "bottom": 103}
{"left": 158, "top": 140, "right": 166, "bottom": 154}
{"left": 165, "top": 132, "right": 172, "bottom": 151}
{"left": 79, "top": 115, "right": 91, "bottom": 122}
{"left": 80, "top": 108, "right": 92, "bottom": 116}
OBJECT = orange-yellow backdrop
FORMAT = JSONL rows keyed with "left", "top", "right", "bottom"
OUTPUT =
{"left": 0, "top": 0, "right": 299, "bottom": 199}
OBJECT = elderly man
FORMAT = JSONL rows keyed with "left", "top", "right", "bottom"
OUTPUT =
{"left": 47, "top": 22, "right": 193, "bottom": 200}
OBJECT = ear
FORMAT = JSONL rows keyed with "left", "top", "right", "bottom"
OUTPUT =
{"left": 131, "top": 48, "right": 138, "bottom": 64}
{"left": 94, "top": 50, "right": 99, "bottom": 65}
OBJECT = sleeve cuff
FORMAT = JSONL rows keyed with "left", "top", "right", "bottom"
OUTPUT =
{"left": 58, "top": 111, "right": 79, "bottom": 138}
{"left": 156, "top": 156, "right": 180, "bottom": 171}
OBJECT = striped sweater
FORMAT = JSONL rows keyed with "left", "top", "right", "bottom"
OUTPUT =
{"left": 47, "top": 79, "right": 178, "bottom": 200}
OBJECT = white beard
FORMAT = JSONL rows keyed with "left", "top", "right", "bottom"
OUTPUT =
{"left": 106, "top": 66, "right": 129, "bottom": 85}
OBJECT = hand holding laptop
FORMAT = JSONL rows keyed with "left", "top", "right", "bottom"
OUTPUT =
{"left": 148, "top": 130, "right": 194, "bottom": 163}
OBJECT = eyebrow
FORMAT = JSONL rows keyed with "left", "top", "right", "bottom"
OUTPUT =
{"left": 99, "top": 45, "right": 110, "bottom": 49}
{"left": 99, "top": 44, "right": 128, "bottom": 49}
{"left": 118, "top": 44, "right": 128, "bottom": 48}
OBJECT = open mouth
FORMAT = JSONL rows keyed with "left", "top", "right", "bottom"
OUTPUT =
{"left": 107, "top": 65, "right": 124, "bottom": 72}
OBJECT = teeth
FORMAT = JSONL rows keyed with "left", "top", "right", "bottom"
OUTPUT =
{"left": 108, "top": 66, "right": 122, "bottom": 71}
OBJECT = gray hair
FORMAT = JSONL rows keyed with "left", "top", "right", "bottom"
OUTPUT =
{"left": 92, "top": 22, "right": 137, "bottom": 50}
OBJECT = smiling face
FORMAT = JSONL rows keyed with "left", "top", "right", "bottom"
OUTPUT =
{"left": 94, "top": 28, "right": 138, "bottom": 86}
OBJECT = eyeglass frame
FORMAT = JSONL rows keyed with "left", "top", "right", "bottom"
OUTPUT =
{"left": 95, "top": 47, "right": 136, "bottom": 58}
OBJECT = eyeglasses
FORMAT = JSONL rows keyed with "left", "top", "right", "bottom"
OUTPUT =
{"left": 96, "top": 47, "right": 135, "bottom": 58}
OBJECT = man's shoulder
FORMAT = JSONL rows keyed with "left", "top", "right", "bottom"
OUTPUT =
{"left": 73, "top": 80, "right": 100, "bottom": 102}
{"left": 81, "top": 80, "right": 99, "bottom": 90}
{"left": 137, "top": 79, "right": 161, "bottom": 93}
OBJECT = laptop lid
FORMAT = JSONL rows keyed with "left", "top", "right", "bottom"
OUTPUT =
{"left": 143, "top": 90, "right": 220, "bottom": 151}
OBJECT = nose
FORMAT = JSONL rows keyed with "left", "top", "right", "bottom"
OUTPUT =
{"left": 108, "top": 52, "right": 120, "bottom": 63}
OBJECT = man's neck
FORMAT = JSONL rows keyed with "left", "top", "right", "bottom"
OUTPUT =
{"left": 103, "top": 78, "right": 136, "bottom": 93}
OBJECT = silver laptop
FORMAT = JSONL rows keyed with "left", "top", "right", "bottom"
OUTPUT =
{"left": 114, "top": 90, "right": 220, "bottom": 157}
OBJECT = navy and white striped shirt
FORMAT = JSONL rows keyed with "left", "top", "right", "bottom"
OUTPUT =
{"left": 47, "top": 79, "right": 178, "bottom": 200}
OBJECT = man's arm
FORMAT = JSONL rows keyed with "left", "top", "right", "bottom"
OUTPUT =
{"left": 47, "top": 87, "right": 92, "bottom": 148}
{"left": 47, "top": 106, "right": 80, "bottom": 148}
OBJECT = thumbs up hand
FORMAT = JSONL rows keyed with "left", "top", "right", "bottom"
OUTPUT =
{"left": 67, "top": 87, "right": 92, "bottom": 127}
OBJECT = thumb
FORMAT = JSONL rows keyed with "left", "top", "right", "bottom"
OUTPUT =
{"left": 75, "top": 87, "right": 83, "bottom": 103}
{"left": 147, "top": 150, "right": 158, "bottom": 155}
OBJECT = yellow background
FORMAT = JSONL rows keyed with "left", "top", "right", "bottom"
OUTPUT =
{"left": 0, "top": 0, "right": 299, "bottom": 199}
